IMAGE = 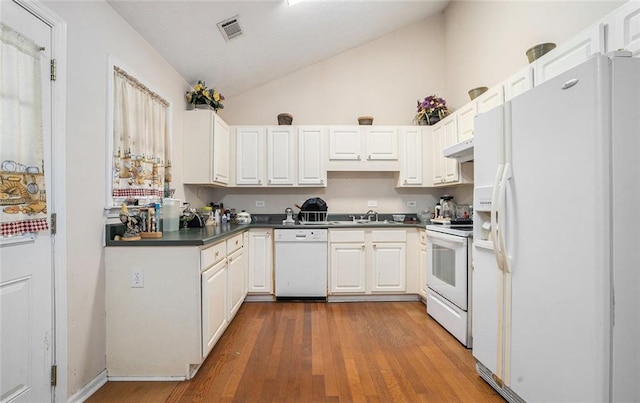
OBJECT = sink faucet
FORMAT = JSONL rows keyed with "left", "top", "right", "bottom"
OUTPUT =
{"left": 363, "top": 210, "right": 378, "bottom": 222}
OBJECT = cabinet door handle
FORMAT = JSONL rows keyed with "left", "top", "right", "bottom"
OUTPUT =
{"left": 215, "top": 251, "right": 219, "bottom": 257}
{"left": 357, "top": 155, "right": 361, "bottom": 160}
{"left": 367, "top": 155, "right": 371, "bottom": 160}
{"left": 268, "top": 179, "right": 272, "bottom": 184}
{"left": 361, "top": 245, "right": 365, "bottom": 250}
{"left": 373, "top": 244, "right": 377, "bottom": 249}
{"left": 320, "top": 179, "right": 324, "bottom": 184}
{"left": 266, "top": 232, "right": 271, "bottom": 237}
{"left": 235, "top": 240, "right": 239, "bottom": 245}
{"left": 258, "top": 180, "right": 262, "bottom": 185}
{"left": 404, "top": 179, "right": 408, "bottom": 184}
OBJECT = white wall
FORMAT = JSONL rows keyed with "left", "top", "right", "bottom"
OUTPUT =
{"left": 222, "top": 15, "right": 446, "bottom": 126}
{"left": 43, "top": 0, "right": 189, "bottom": 397}
{"left": 200, "top": 172, "right": 451, "bottom": 217}
{"left": 443, "top": 0, "right": 622, "bottom": 110}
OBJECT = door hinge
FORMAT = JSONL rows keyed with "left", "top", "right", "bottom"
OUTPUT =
{"left": 50, "top": 59, "right": 57, "bottom": 81}
{"left": 51, "top": 213, "right": 57, "bottom": 235}
{"left": 51, "top": 365, "right": 57, "bottom": 386}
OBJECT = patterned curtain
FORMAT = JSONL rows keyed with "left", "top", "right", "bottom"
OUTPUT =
{"left": 112, "top": 66, "right": 171, "bottom": 206}
{"left": 0, "top": 23, "right": 48, "bottom": 237}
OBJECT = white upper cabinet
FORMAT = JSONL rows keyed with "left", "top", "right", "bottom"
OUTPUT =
{"left": 533, "top": 23, "right": 606, "bottom": 86}
{"left": 328, "top": 125, "right": 400, "bottom": 171}
{"left": 183, "top": 110, "right": 230, "bottom": 186}
{"left": 235, "top": 126, "right": 265, "bottom": 186}
{"left": 431, "top": 124, "right": 444, "bottom": 185}
{"left": 456, "top": 103, "right": 477, "bottom": 142}
{"left": 298, "top": 126, "right": 327, "bottom": 186}
{"left": 329, "top": 126, "right": 361, "bottom": 160}
{"left": 442, "top": 116, "right": 460, "bottom": 183}
{"left": 476, "top": 85, "right": 505, "bottom": 115}
{"left": 612, "top": 1, "right": 640, "bottom": 57}
{"left": 267, "top": 127, "right": 296, "bottom": 186}
{"left": 397, "top": 126, "right": 423, "bottom": 186}
{"left": 505, "top": 67, "right": 534, "bottom": 102}
{"left": 365, "top": 126, "right": 398, "bottom": 160}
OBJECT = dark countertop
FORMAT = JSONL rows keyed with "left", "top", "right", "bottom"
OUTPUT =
{"left": 106, "top": 217, "right": 427, "bottom": 247}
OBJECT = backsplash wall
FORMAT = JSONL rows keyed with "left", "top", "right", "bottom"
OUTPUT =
{"left": 185, "top": 171, "right": 473, "bottom": 217}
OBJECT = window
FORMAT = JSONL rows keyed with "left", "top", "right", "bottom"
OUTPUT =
{"left": 108, "top": 63, "right": 172, "bottom": 209}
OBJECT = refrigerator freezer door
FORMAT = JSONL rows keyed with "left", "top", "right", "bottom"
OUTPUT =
{"left": 472, "top": 243, "right": 503, "bottom": 378}
{"left": 505, "top": 55, "right": 611, "bottom": 401}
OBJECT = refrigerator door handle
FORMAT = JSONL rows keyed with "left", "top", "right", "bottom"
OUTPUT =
{"left": 491, "top": 164, "right": 504, "bottom": 271}
{"left": 497, "top": 163, "right": 512, "bottom": 273}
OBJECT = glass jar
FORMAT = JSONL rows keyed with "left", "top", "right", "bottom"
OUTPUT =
{"left": 441, "top": 195, "right": 455, "bottom": 219}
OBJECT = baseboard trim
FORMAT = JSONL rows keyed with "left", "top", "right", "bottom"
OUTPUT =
{"left": 68, "top": 369, "right": 107, "bottom": 403}
{"left": 107, "top": 375, "right": 187, "bottom": 381}
{"left": 328, "top": 294, "right": 421, "bottom": 303}
{"left": 245, "top": 294, "right": 275, "bottom": 302}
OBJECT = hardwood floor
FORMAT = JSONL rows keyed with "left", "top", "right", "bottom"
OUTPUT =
{"left": 88, "top": 301, "right": 504, "bottom": 402}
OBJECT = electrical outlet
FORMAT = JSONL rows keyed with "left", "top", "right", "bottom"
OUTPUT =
{"left": 407, "top": 201, "right": 417, "bottom": 208}
{"left": 255, "top": 200, "right": 265, "bottom": 207}
{"left": 130, "top": 268, "right": 144, "bottom": 288}
{"left": 367, "top": 200, "right": 377, "bottom": 208}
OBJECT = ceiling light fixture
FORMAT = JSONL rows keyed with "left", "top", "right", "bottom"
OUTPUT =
{"left": 287, "top": 0, "right": 308, "bottom": 6}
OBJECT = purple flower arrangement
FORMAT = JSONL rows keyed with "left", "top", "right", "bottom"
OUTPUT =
{"left": 415, "top": 94, "right": 449, "bottom": 125}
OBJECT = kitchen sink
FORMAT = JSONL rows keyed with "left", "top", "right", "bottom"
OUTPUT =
{"left": 294, "top": 219, "right": 407, "bottom": 226}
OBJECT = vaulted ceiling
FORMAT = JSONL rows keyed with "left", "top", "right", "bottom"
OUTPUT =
{"left": 107, "top": 0, "right": 450, "bottom": 97}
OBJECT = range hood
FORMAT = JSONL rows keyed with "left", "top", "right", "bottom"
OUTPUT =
{"left": 443, "top": 138, "right": 474, "bottom": 162}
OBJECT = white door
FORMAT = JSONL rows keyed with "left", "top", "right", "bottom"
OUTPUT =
{"left": 1, "top": 1, "right": 55, "bottom": 402}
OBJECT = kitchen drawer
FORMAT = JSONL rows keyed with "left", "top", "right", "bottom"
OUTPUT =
{"left": 329, "top": 230, "right": 365, "bottom": 243}
{"left": 201, "top": 241, "right": 226, "bottom": 271}
{"left": 371, "top": 230, "right": 407, "bottom": 242}
{"left": 226, "top": 233, "right": 243, "bottom": 254}
{"left": 419, "top": 230, "right": 426, "bottom": 245}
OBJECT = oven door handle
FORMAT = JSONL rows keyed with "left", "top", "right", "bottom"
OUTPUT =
{"left": 426, "top": 230, "right": 467, "bottom": 245}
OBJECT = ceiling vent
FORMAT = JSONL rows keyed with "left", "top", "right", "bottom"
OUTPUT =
{"left": 217, "top": 16, "right": 243, "bottom": 41}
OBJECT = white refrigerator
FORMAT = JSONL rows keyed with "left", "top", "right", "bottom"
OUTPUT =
{"left": 472, "top": 52, "right": 640, "bottom": 402}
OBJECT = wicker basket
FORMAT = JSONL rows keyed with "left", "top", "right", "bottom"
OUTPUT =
{"left": 468, "top": 87, "right": 488, "bottom": 100}
{"left": 358, "top": 116, "right": 374, "bottom": 125}
{"left": 277, "top": 113, "right": 293, "bottom": 125}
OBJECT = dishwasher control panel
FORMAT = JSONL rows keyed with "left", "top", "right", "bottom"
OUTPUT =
{"left": 274, "top": 229, "right": 328, "bottom": 242}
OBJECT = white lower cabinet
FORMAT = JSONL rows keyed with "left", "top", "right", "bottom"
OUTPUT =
{"left": 248, "top": 229, "right": 273, "bottom": 293}
{"left": 227, "top": 247, "right": 245, "bottom": 321}
{"left": 371, "top": 242, "right": 406, "bottom": 292}
{"left": 201, "top": 259, "right": 227, "bottom": 359}
{"left": 105, "top": 231, "right": 248, "bottom": 379}
{"left": 330, "top": 242, "right": 367, "bottom": 293}
{"left": 329, "top": 229, "right": 407, "bottom": 295}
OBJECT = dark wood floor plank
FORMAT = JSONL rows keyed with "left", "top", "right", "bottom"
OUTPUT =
{"left": 87, "top": 301, "right": 504, "bottom": 403}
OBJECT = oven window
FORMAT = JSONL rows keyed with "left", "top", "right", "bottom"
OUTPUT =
{"left": 432, "top": 244, "right": 456, "bottom": 286}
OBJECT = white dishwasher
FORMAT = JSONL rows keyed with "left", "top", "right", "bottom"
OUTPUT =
{"left": 274, "top": 229, "right": 328, "bottom": 301}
